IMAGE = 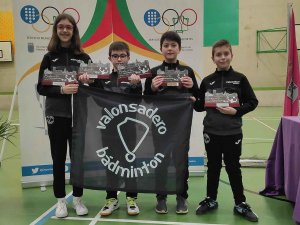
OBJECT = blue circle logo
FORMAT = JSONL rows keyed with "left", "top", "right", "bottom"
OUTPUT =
{"left": 20, "top": 5, "right": 40, "bottom": 24}
{"left": 144, "top": 9, "right": 160, "bottom": 27}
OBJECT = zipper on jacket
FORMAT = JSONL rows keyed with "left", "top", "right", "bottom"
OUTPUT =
{"left": 221, "top": 70, "right": 224, "bottom": 90}
{"left": 66, "top": 52, "right": 69, "bottom": 67}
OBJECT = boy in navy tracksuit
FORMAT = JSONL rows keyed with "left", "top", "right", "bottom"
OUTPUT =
{"left": 144, "top": 31, "right": 198, "bottom": 214}
{"left": 194, "top": 39, "right": 259, "bottom": 222}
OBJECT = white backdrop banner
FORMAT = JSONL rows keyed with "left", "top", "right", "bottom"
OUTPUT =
{"left": 12, "top": 0, "right": 204, "bottom": 187}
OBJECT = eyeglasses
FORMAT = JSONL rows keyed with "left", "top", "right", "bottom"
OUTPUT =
{"left": 111, "top": 54, "right": 128, "bottom": 59}
{"left": 57, "top": 25, "right": 73, "bottom": 31}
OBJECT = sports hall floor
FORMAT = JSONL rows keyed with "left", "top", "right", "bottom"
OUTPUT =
{"left": 0, "top": 107, "right": 298, "bottom": 225}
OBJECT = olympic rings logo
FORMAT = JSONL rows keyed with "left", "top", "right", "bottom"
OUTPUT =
{"left": 144, "top": 8, "right": 197, "bottom": 34}
{"left": 20, "top": 5, "right": 80, "bottom": 33}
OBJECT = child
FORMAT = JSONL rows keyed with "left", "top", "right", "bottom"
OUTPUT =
{"left": 79, "top": 41, "right": 141, "bottom": 216}
{"left": 144, "top": 31, "right": 198, "bottom": 214}
{"left": 37, "top": 13, "right": 90, "bottom": 218}
{"left": 193, "top": 39, "right": 259, "bottom": 222}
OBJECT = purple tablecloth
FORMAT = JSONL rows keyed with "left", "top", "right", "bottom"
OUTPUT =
{"left": 261, "top": 116, "right": 300, "bottom": 222}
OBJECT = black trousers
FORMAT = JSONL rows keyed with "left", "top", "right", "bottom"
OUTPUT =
{"left": 106, "top": 191, "right": 137, "bottom": 199}
{"left": 104, "top": 120, "right": 137, "bottom": 200}
{"left": 156, "top": 147, "right": 189, "bottom": 200}
{"left": 47, "top": 116, "right": 83, "bottom": 198}
{"left": 204, "top": 132, "right": 245, "bottom": 205}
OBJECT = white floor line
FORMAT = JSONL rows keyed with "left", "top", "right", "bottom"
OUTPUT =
{"left": 29, "top": 192, "right": 73, "bottom": 225}
{"left": 244, "top": 117, "right": 280, "bottom": 120}
{"left": 244, "top": 137, "right": 274, "bottom": 141}
{"left": 251, "top": 117, "right": 277, "bottom": 132}
{"left": 29, "top": 205, "right": 57, "bottom": 225}
{"left": 52, "top": 216, "right": 226, "bottom": 225}
{"left": 88, "top": 212, "right": 101, "bottom": 225}
{"left": 88, "top": 190, "right": 120, "bottom": 225}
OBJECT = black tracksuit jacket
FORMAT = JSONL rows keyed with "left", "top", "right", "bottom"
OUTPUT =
{"left": 194, "top": 67, "right": 258, "bottom": 135}
{"left": 144, "top": 60, "right": 198, "bottom": 97}
{"left": 37, "top": 47, "right": 91, "bottom": 118}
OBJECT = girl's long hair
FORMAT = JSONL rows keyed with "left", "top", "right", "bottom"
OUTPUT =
{"left": 47, "top": 13, "right": 84, "bottom": 55}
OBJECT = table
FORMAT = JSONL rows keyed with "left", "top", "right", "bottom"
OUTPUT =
{"left": 260, "top": 116, "right": 300, "bottom": 223}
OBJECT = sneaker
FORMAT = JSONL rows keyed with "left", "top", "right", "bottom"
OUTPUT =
{"left": 100, "top": 198, "right": 119, "bottom": 216}
{"left": 155, "top": 198, "right": 168, "bottom": 214}
{"left": 196, "top": 197, "right": 218, "bottom": 215}
{"left": 73, "top": 196, "right": 88, "bottom": 216}
{"left": 55, "top": 198, "right": 68, "bottom": 218}
{"left": 234, "top": 202, "right": 258, "bottom": 222}
{"left": 126, "top": 197, "right": 140, "bottom": 215}
{"left": 176, "top": 196, "right": 188, "bottom": 214}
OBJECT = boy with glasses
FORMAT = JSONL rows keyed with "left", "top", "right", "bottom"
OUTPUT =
{"left": 79, "top": 41, "right": 141, "bottom": 216}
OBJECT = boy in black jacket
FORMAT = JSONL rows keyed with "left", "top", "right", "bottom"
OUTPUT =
{"left": 144, "top": 31, "right": 198, "bottom": 214}
{"left": 79, "top": 41, "right": 141, "bottom": 216}
{"left": 194, "top": 39, "right": 259, "bottom": 222}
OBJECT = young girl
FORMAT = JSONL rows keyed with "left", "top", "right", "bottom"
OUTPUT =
{"left": 37, "top": 13, "right": 90, "bottom": 218}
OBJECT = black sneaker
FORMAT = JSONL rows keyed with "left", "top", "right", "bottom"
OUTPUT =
{"left": 176, "top": 196, "right": 188, "bottom": 214}
{"left": 196, "top": 197, "right": 218, "bottom": 215}
{"left": 155, "top": 198, "right": 168, "bottom": 214}
{"left": 234, "top": 202, "right": 258, "bottom": 222}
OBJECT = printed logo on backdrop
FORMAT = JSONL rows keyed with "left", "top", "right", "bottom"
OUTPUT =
{"left": 144, "top": 8, "right": 197, "bottom": 34}
{"left": 95, "top": 104, "right": 167, "bottom": 178}
{"left": 20, "top": 5, "right": 80, "bottom": 28}
{"left": 20, "top": 5, "right": 81, "bottom": 53}
{"left": 22, "top": 164, "right": 70, "bottom": 176}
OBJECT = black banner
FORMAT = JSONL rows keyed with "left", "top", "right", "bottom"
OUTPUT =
{"left": 71, "top": 85, "right": 193, "bottom": 194}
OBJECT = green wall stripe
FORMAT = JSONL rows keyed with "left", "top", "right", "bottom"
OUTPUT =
{"left": 116, "top": 0, "right": 157, "bottom": 52}
{"left": 80, "top": 0, "right": 108, "bottom": 44}
{"left": 204, "top": 0, "right": 239, "bottom": 46}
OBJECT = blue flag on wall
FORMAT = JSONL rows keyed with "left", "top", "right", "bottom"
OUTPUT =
{"left": 70, "top": 85, "right": 193, "bottom": 194}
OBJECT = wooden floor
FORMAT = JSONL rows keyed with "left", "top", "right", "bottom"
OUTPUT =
{"left": 0, "top": 107, "right": 298, "bottom": 225}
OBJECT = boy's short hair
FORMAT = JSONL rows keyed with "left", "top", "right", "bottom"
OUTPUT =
{"left": 109, "top": 41, "right": 130, "bottom": 56}
{"left": 212, "top": 39, "right": 232, "bottom": 57}
{"left": 160, "top": 31, "right": 181, "bottom": 49}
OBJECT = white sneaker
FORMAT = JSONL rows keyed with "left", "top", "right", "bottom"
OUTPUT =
{"left": 126, "top": 197, "right": 140, "bottom": 215}
{"left": 73, "top": 196, "right": 88, "bottom": 216}
{"left": 100, "top": 198, "right": 119, "bottom": 216}
{"left": 55, "top": 198, "right": 68, "bottom": 218}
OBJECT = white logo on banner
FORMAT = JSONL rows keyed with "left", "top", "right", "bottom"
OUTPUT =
{"left": 96, "top": 103, "right": 166, "bottom": 178}
{"left": 117, "top": 117, "right": 149, "bottom": 162}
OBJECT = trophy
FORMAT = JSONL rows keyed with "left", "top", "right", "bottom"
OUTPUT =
{"left": 42, "top": 67, "right": 78, "bottom": 86}
{"left": 158, "top": 67, "right": 187, "bottom": 86}
{"left": 117, "top": 60, "right": 152, "bottom": 81}
{"left": 78, "top": 60, "right": 111, "bottom": 79}
{"left": 204, "top": 90, "right": 240, "bottom": 107}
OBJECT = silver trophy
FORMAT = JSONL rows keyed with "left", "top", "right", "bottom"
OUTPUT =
{"left": 42, "top": 67, "right": 78, "bottom": 86}
{"left": 117, "top": 60, "right": 151, "bottom": 81}
{"left": 78, "top": 60, "right": 111, "bottom": 79}
{"left": 204, "top": 90, "right": 240, "bottom": 107}
{"left": 157, "top": 67, "right": 187, "bottom": 86}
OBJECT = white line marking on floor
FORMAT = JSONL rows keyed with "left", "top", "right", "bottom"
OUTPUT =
{"left": 244, "top": 137, "right": 274, "bottom": 141}
{"left": 244, "top": 116, "right": 280, "bottom": 120}
{"left": 88, "top": 212, "right": 101, "bottom": 225}
{"left": 52, "top": 216, "right": 226, "bottom": 225}
{"left": 88, "top": 190, "right": 120, "bottom": 225}
{"left": 251, "top": 117, "right": 277, "bottom": 132}
{"left": 29, "top": 192, "right": 73, "bottom": 225}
